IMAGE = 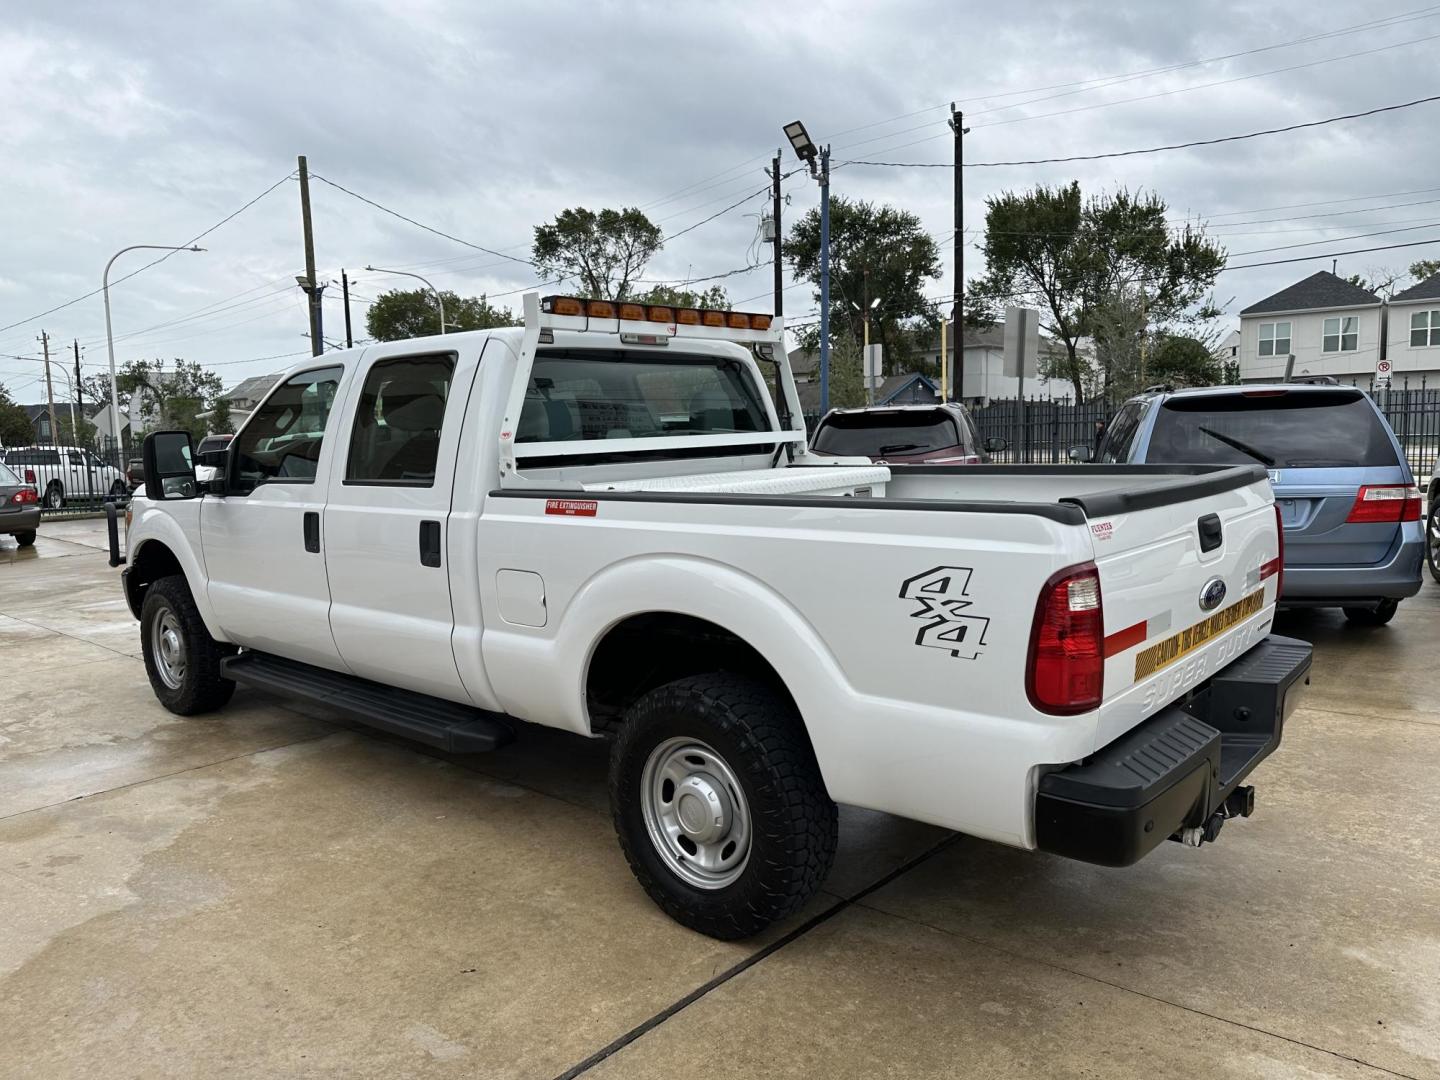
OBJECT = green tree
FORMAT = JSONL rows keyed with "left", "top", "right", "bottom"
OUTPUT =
{"left": 632, "top": 283, "right": 729, "bottom": 310}
{"left": 970, "top": 183, "right": 1225, "bottom": 401}
{"left": 0, "top": 384, "right": 33, "bottom": 445}
{"left": 210, "top": 397, "right": 234, "bottom": 436}
{"left": 365, "top": 289, "right": 519, "bottom": 342}
{"left": 825, "top": 332, "right": 867, "bottom": 410}
{"left": 784, "top": 197, "right": 942, "bottom": 368}
{"left": 532, "top": 207, "right": 663, "bottom": 300}
{"left": 1148, "top": 334, "right": 1222, "bottom": 389}
{"left": 1411, "top": 259, "right": 1440, "bottom": 281}
{"left": 84, "top": 358, "right": 227, "bottom": 442}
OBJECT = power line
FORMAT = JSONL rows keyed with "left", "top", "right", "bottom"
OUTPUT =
{"left": 1226, "top": 221, "right": 1440, "bottom": 257}
{"left": 839, "top": 93, "right": 1440, "bottom": 169}
{"left": 1224, "top": 235, "right": 1440, "bottom": 271}
{"left": 661, "top": 185, "right": 774, "bottom": 243}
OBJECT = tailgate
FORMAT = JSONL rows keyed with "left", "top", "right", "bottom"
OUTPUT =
{"left": 1069, "top": 467, "right": 1280, "bottom": 746}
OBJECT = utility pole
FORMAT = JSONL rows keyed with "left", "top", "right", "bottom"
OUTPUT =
{"left": 341, "top": 268, "right": 354, "bottom": 348}
{"left": 949, "top": 105, "right": 969, "bottom": 402}
{"left": 74, "top": 339, "right": 86, "bottom": 446}
{"left": 863, "top": 268, "right": 873, "bottom": 406}
{"left": 818, "top": 144, "right": 832, "bottom": 414}
{"left": 769, "top": 151, "right": 784, "bottom": 318}
{"left": 39, "top": 331, "right": 58, "bottom": 444}
{"left": 297, "top": 155, "right": 324, "bottom": 357}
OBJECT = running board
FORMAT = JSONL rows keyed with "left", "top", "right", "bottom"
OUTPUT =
{"left": 220, "top": 651, "right": 513, "bottom": 752}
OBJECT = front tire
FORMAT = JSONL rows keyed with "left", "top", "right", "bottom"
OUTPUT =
{"left": 1344, "top": 599, "right": 1399, "bottom": 626}
{"left": 610, "top": 673, "right": 837, "bottom": 940}
{"left": 140, "top": 575, "right": 236, "bottom": 715}
{"left": 1426, "top": 498, "right": 1440, "bottom": 585}
{"left": 13, "top": 530, "right": 36, "bottom": 547}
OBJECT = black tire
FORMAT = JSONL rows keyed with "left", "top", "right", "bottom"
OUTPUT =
{"left": 43, "top": 482, "right": 63, "bottom": 509}
{"left": 1344, "top": 599, "right": 1399, "bottom": 626}
{"left": 140, "top": 574, "right": 236, "bottom": 715}
{"left": 110, "top": 479, "right": 128, "bottom": 497}
{"left": 13, "top": 530, "right": 36, "bottom": 547}
{"left": 1427, "top": 496, "right": 1440, "bottom": 585}
{"left": 610, "top": 673, "right": 838, "bottom": 940}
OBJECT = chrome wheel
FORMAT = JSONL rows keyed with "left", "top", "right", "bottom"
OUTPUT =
{"left": 641, "top": 736, "right": 751, "bottom": 890}
{"left": 149, "top": 605, "right": 187, "bottom": 690}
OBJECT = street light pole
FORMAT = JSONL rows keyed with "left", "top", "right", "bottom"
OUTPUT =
{"left": 103, "top": 244, "right": 204, "bottom": 458}
{"left": 818, "top": 143, "right": 831, "bottom": 414}
{"left": 365, "top": 265, "right": 446, "bottom": 335}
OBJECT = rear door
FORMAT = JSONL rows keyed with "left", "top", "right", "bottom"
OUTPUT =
{"left": 322, "top": 344, "right": 480, "bottom": 702}
{"left": 1142, "top": 389, "right": 1408, "bottom": 568}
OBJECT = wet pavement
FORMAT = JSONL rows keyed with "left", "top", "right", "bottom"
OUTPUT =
{"left": 1, "top": 520, "right": 1437, "bottom": 1079}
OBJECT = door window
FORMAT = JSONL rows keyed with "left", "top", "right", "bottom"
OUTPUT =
{"left": 68, "top": 451, "right": 85, "bottom": 466}
{"left": 344, "top": 354, "right": 456, "bottom": 485}
{"left": 231, "top": 366, "right": 342, "bottom": 492}
{"left": 1098, "top": 403, "right": 1144, "bottom": 463}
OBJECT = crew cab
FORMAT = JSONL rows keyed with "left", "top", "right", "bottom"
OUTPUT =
{"left": 114, "top": 295, "right": 1311, "bottom": 939}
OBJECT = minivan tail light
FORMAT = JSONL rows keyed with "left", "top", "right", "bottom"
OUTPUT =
{"left": 1345, "top": 485, "right": 1421, "bottom": 523}
{"left": 1027, "top": 562, "right": 1104, "bottom": 715}
{"left": 1260, "top": 503, "right": 1284, "bottom": 596}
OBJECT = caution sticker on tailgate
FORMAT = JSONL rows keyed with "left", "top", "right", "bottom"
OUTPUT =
{"left": 1133, "top": 590, "right": 1264, "bottom": 680}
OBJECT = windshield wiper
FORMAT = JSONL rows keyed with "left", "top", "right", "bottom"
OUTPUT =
{"left": 878, "top": 442, "right": 924, "bottom": 454}
{"left": 1196, "top": 426, "right": 1275, "bottom": 467}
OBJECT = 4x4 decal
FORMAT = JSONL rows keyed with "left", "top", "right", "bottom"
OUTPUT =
{"left": 898, "top": 566, "right": 990, "bottom": 660}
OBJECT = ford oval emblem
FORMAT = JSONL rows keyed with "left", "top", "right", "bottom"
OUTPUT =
{"left": 1199, "top": 577, "right": 1227, "bottom": 612}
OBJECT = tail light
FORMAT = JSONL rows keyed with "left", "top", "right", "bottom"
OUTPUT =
{"left": 1260, "top": 503, "right": 1284, "bottom": 596}
{"left": 24, "top": 468, "right": 36, "bottom": 484}
{"left": 1026, "top": 562, "right": 1104, "bottom": 715}
{"left": 1345, "top": 485, "right": 1421, "bottom": 523}
{"left": 10, "top": 488, "right": 38, "bottom": 505}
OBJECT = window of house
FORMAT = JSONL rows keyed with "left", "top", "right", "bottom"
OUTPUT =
{"left": 1323, "top": 316, "right": 1359, "bottom": 353}
{"left": 1258, "top": 321, "right": 1291, "bottom": 357}
{"left": 1410, "top": 310, "right": 1440, "bottom": 347}
{"left": 345, "top": 354, "right": 455, "bottom": 485}
{"left": 231, "top": 366, "right": 342, "bottom": 491}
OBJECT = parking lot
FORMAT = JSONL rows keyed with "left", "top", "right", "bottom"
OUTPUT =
{"left": 1, "top": 518, "right": 1436, "bottom": 1080}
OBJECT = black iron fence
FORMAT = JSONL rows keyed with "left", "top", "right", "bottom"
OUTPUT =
{"left": 1, "top": 438, "right": 129, "bottom": 518}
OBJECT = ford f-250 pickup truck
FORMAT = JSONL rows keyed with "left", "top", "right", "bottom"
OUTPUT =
{"left": 112, "top": 294, "right": 1311, "bottom": 939}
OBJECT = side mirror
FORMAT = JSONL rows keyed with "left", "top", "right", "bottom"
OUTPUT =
{"left": 983, "top": 436, "right": 1008, "bottom": 454}
{"left": 142, "top": 431, "right": 198, "bottom": 501}
{"left": 1067, "top": 444, "right": 1094, "bottom": 463}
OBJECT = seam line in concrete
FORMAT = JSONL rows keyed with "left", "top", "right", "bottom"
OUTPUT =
{"left": 549, "top": 832, "right": 961, "bottom": 1080}
{"left": 0, "top": 610, "right": 143, "bottom": 664}
{"left": 852, "top": 899, "right": 1426, "bottom": 1080}
{"left": 1299, "top": 701, "right": 1440, "bottom": 731}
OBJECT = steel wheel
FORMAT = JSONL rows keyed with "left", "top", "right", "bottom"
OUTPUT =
{"left": 149, "top": 604, "right": 188, "bottom": 691}
{"left": 1427, "top": 501, "right": 1440, "bottom": 584}
{"left": 640, "top": 736, "right": 751, "bottom": 890}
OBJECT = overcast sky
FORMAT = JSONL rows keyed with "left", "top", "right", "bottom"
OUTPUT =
{"left": 3, "top": 0, "right": 1439, "bottom": 399}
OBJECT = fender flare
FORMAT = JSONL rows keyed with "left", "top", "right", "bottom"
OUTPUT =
{"left": 126, "top": 515, "right": 227, "bottom": 642}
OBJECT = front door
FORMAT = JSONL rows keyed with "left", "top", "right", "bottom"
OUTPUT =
{"left": 322, "top": 346, "right": 478, "bottom": 702}
{"left": 202, "top": 364, "right": 349, "bottom": 669}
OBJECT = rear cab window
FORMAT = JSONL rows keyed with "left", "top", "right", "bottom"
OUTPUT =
{"left": 811, "top": 410, "right": 964, "bottom": 457}
{"left": 1144, "top": 389, "right": 1398, "bottom": 468}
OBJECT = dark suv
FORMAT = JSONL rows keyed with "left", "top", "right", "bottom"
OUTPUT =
{"left": 1077, "top": 383, "right": 1424, "bottom": 624}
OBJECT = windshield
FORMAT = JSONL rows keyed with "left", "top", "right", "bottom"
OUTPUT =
{"left": 812, "top": 410, "right": 964, "bottom": 456}
{"left": 0, "top": 461, "right": 20, "bottom": 484}
{"left": 516, "top": 348, "right": 770, "bottom": 443}
{"left": 1147, "top": 391, "right": 1398, "bottom": 468}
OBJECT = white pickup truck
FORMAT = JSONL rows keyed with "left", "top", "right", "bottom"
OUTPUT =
{"left": 114, "top": 294, "right": 1311, "bottom": 939}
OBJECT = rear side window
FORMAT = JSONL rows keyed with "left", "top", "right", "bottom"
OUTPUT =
{"left": 345, "top": 354, "right": 456, "bottom": 485}
{"left": 0, "top": 461, "right": 20, "bottom": 483}
{"left": 1147, "top": 391, "right": 1397, "bottom": 468}
{"left": 5, "top": 449, "right": 60, "bottom": 466}
{"left": 1099, "top": 403, "right": 1144, "bottom": 463}
{"left": 812, "top": 411, "right": 962, "bottom": 456}
{"left": 232, "top": 366, "right": 343, "bottom": 489}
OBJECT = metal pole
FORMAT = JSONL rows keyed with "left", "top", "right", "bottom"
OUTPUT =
{"left": 341, "top": 269, "right": 354, "bottom": 347}
{"left": 39, "top": 331, "right": 58, "bottom": 442}
{"left": 365, "top": 266, "right": 446, "bottom": 335}
{"left": 949, "top": 105, "right": 967, "bottom": 401}
{"left": 102, "top": 244, "right": 203, "bottom": 456}
{"left": 298, "top": 155, "right": 323, "bottom": 356}
{"left": 818, "top": 144, "right": 831, "bottom": 415}
{"left": 863, "top": 270, "right": 873, "bottom": 406}
{"left": 940, "top": 318, "right": 948, "bottom": 401}
{"left": 771, "top": 152, "right": 784, "bottom": 318}
{"left": 73, "top": 340, "right": 84, "bottom": 446}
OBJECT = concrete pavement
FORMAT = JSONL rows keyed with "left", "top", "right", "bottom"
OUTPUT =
{"left": 1, "top": 520, "right": 1437, "bottom": 1079}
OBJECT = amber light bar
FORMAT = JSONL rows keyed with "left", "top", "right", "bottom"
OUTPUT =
{"left": 541, "top": 295, "right": 772, "bottom": 331}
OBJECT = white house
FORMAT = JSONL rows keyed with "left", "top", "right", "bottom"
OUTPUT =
{"left": 1237, "top": 271, "right": 1384, "bottom": 384}
{"left": 1384, "top": 273, "right": 1440, "bottom": 386}
{"left": 923, "top": 321, "right": 1076, "bottom": 403}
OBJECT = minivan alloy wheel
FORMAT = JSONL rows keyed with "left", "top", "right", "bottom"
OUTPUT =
{"left": 1427, "top": 501, "right": 1440, "bottom": 584}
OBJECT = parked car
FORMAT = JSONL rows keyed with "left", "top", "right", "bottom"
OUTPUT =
{"left": 126, "top": 457, "right": 145, "bottom": 493}
{"left": 809, "top": 402, "right": 1004, "bottom": 463}
{"left": 1, "top": 446, "right": 127, "bottom": 508}
{"left": 0, "top": 459, "right": 40, "bottom": 546}
{"left": 116, "top": 294, "right": 1308, "bottom": 940}
{"left": 1074, "top": 383, "right": 1424, "bottom": 624}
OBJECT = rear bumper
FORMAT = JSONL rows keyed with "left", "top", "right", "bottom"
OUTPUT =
{"left": 1, "top": 506, "right": 41, "bottom": 533}
{"left": 1035, "top": 634, "right": 1312, "bottom": 867}
{"left": 1281, "top": 527, "right": 1424, "bottom": 604}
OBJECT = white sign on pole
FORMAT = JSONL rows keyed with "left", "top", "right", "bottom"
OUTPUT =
{"left": 864, "top": 343, "right": 884, "bottom": 388}
{"left": 1003, "top": 307, "right": 1040, "bottom": 379}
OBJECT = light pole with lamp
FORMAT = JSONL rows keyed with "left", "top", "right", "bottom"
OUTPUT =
{"left": 103, "top": 244, "right": 204, "bottom": 459}
{"left": 783, "top": 121, "right": 830, "bottom": 413}
{"left": 365, "top": 266, "right": 447, "bottom": 335}
{"left": 852, "top": 297, "right": 881, "bottom": 404}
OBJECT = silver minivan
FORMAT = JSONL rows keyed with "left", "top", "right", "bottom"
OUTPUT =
{"left": 1082, "top": 383, "right": 1424, "bottom": 625}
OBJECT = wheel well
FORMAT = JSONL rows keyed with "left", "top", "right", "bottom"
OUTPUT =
{"left": 585, "top": 613, "right": 796, "bottom": 735}
{"left": 124, "top": 540, "right": 185, "bottom": 619}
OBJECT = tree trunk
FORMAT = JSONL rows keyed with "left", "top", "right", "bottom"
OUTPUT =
{"left": 1067, "top": 341, "right": 1085, "bottom": 404}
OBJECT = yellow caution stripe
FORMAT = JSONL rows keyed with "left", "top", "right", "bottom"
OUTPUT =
{"left": 1133, "top": 590, "right": 1265, "bottom": 681}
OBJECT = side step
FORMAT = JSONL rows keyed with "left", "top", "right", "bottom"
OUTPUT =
{"left": 220, "top": 651, "right": 513, "bottom": 753}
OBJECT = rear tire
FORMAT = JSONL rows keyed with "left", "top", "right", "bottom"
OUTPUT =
{"left": 43, "top": 483, "right": 63, "bottom": 509}
{"left": 609, "top": 673, "right": 838, "bottom": 940}
{"left": 1344, "top": 599, "right": 1399, "bottom": 626}
{"left": 140, "top": 574, "right": 236, "bottom": 715}
{"left": 14, "top": 530, "right": 36, "bottom": 547}
{"left": 1426, "top": 498, "right": 1440, "bottom": 585}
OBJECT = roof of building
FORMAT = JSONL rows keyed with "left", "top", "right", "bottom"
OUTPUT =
{"left": 877, "top": 372, "right": 938, "bottom": 403}
{"left": 1239, "top": 271, "right": 1382, "bottom": 316}
{"left": 1390, "top": 272, "right": 1440, "bottom": 305}
{"left": 224, "top": 373, "right": 283, "bottom": 403}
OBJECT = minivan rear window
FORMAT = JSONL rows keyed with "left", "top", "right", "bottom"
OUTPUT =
{"left": 812, "top": 410, "right": 966, "bottom": 457}
{"left": 1147, "top": 390, "right": 1397, "bottom": 468}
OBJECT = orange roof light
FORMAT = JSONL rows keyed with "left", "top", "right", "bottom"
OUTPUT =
{"left": 750, "top": 314, "right": 772, "bottom": 330}
{"left": 726, "top": 312, "right": 751, "bottom": 329}
{"left": 701, "top": 310, "right": 726, "bottom": 327}
{"left": 676, "top": 309, "right": 701, "bottom": 325}
{"left": 546, "top": 296, "right": 584, "bottom": 316}
{"left": 586, "top": 300, "right": 616, "bottom": 319}
{"left": 618, "top": 303, "right": 647, "bottom": 321}
{"left": 647, "top": 305, "right": 675, "bottom": 323}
